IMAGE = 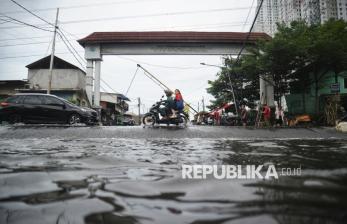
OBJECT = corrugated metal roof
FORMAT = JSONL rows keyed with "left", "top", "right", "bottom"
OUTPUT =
{"left": 78, "top": 31, "right": 271, "bottom": 46}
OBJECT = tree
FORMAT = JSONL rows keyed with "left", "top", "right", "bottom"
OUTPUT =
{"left": 258, "top": 21, "right": 314, "bottom": 105}
{"left": 308, "top": 19, "right": 347, "bottom": 113}
{"left": 207, "top": 19, "right": 347, "bottom": 115}
{"left": 207, "top": 54, "right": 261, "bottom": 110}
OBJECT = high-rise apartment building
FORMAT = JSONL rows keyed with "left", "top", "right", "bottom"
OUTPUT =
{"left": 254, "top": 0, "right": 279, "bottom": 35}
{"left": 301, "top": 0, "right": 321, "bottom": 25}
{"left": 320, "top": 0, "right": 338, "bottom": 23}
{"left": 278, "top": 0, "right": 302, "bottom": 25}
{"left": 337, "top": 0, "right": 347, "bottom": 20}
{"left": 254, "top": 0, "right": 347, "bottom": 36}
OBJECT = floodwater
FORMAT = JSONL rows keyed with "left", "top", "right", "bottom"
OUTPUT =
{"left": 0, "top": 126, "right": 347, "bottom": 224}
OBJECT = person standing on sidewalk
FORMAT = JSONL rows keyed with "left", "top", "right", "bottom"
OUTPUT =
{"left": 241, "top": 105, "right": 248, "bottom": 127}
{"left": 262, "top": 104, "right": 271, "bottom": 127}
{"left": 275, "top": 106, "right": 284, "bottom": 127}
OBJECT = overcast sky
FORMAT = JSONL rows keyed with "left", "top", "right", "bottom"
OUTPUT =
{"left": 0, "top": 0, "right": 256, "bottom": 113}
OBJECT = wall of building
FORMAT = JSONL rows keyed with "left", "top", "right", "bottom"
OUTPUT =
{"left": 285, "top": 71, "right": 347, "bottom": 114}
{"left": 255, "top": 0, "right": 347, "bottom": 36}
{"left": 337, "top": 0, "right": 347, "bottom": 20}
{"left": 0, "top": 84, "right": 21, "bottom": 96}
{"left": 0, "top": 81, "right": 27, "bottom": 101}
{"left": 28, "top": 69, "right": 86, "bottom": 90}
{"left": 254, "top": 0, "right": 279, "bottom": 36}
{"left": 320, "top": 0, "right": 338, "bottom": 23}
{"left": 278, "top": 0, "right": 302, "bottom": 26}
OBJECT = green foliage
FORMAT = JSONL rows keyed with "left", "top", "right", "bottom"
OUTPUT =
{"left": 207, "top": 19, "right": 347, "bottom": 112}
{"left": 207, "top": 54, "right": 261, "bottom": 110}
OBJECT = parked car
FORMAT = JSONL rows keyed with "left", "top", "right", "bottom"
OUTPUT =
{"left": 122, "top": 115, "right": 135, "bottom": 126}
{"left": 0, "top": 93, "right": 98, "bottom": 125}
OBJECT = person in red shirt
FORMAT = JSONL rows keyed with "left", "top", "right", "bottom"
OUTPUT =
{"left": 171, "top": 89, "right": 184, "bottom": 118}
{"left": 262, "top": 104, "right": 271, "bottom": 127}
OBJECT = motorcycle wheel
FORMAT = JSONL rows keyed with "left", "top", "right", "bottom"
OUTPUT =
{"left": 178, "top": 114, "right": 188, "bottom": 128}
{"left": 142, "top": 114, "right": 156, "bottom": 126}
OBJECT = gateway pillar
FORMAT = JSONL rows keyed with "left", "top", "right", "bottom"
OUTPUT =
{"left": 85, "top": 60, "right": 94, "bottom": 106}
{"left": 94, "top": 60, "right": 101, "bottom": 107}
{"left": 260, "top": 76, "right": 274, "bottom": 106}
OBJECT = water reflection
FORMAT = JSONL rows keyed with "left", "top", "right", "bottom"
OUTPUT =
{"left": 0, "top": 138, "right": 346, "bottom": 223}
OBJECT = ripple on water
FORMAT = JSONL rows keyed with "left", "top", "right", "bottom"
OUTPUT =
{"left": 0, "top": 138, "right": 347, "bottom": 223}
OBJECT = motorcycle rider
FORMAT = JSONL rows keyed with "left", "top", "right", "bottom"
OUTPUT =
{"left": 161, "top": 90, "right": 175, "bottom": 119}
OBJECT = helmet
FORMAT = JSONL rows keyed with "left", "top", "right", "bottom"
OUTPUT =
{"left": 164, "top": 89, "right": 173, "bottom": 97}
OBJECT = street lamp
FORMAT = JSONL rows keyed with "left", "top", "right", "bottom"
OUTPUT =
{"left": 200, "top": 62, "right": 239, "bottom": 117}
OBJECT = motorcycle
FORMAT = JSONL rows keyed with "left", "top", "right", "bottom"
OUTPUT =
{"left": 142, "top": 96, "right": 188, "bottom": 127}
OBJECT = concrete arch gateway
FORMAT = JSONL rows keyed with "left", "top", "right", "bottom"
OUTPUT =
{"left": 77, "top": 31, "right": 274, "bottom": 108}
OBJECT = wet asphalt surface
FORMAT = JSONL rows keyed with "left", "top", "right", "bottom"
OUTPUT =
{"left": 0, "top": 125, "right": 347, "bottom": 224}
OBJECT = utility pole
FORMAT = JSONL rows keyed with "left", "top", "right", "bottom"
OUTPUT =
{"left": 200, "top": 63, "right": 238, "bottom": 116}
{"left": 227, "top": 73, "right": 239, "bottom": 117}
{"left": 202, "top": 97, "right": 205, "bottom": 112}
{"left": 137, "top": 97, "right": 141, "bottom": 125}
{"left": 198, "top": 101, "right": 200, "bottom": 113}
{"left": 47, "top": 8, "right": 59, "bottom": 95}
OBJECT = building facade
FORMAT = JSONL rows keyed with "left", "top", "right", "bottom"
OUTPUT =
{"left": 254, "top": 0, "right": 279, "bottom": 35}
{"left": 285, "top": 69, "right": 347, "bottom": 116}
{"left": 255, "top": 0, "right": 347, "bottom": 36}
{"left": 0, "top": 80, "right": 28, "bottom": 101}
{"left": 320, "top": 0, "right": 338, "bottom": 23}
{"left": 23, "top": 55, "right": 90, "bottom": 107}
{"left": 337, "top": 0, "right": 347, "bottom": 20}
{"left": 278, "top": 0, "right": 302, "bottom": 26}
{"left": 99, "top": 92, "right": 130, "bottom": 125}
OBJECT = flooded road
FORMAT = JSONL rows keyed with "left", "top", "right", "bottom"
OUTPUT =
{"left": 0, "top": 126, "right": 346, "bottom": 224}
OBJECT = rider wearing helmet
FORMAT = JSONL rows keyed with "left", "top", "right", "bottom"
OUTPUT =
{"left": 160, "top": 90, "right": 175, "bottom": 119}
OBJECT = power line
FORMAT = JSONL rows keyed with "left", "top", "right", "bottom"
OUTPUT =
{"left": 0, "top": 20, "right": 249, "bottom": 36}
{"left": 0, "top": 17, "right": 21, "bottom": 25}
{"left": 0, "top": 6, "right": 255, "bottom": 29}
{"left": 0, "top": 50, "right": 84, "bottom": 60}
{"left": 0, "top": 32, "right": 88, "bottom": 42}
{"left": 55, "top": 34, "right": 125, "bottom": 98}
{"left": 0, "top": 14, "right": 53, "bottom": 32}
{"left": 2, "top": 0, "right": 158, "bottom": 15}
{"left": 58, "top": 27, "right": 83, "bottom": 41}
{"left": 242, "top": 0, "right": 256, "bottom": 32}
{"left": 8, "top": 0, "right": 54, "bottom": 26}
{"left": 57, "top": 29, "right": 85, "bottom": 63}
{"left": 57, "top": 31, "right": 85, "bottom": 69}
{"left": 0, "top": 35, "right": 79, "bottom": 47}
{"left": 61, "top": 6, "right": 256, "bottom": 25}
{"left": 124, "top": 66, "right": 139, "bottom": 96}
{"left": 0, "top": 40, "right": 51, "bottom": 47}
{"left": 100, "top": 78, "right": 124, "bottom": 95}
{"left": 55, "top": 28, "right": 89, "bottom": 74}
{"left": 235, "top": 0, "right": 264, "bottom": 63}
